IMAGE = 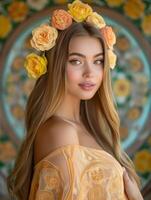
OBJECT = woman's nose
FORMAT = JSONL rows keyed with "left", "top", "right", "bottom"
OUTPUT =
{"left": 83, "top": 61, "right": 94, "bottom": 77}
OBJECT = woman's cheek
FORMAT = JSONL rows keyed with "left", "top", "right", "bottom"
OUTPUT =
{"left": 66, "top": 68, "right": 81, "bottom": 82}
{"left": 97, "top": 67, "right": 103, "bottom": 78}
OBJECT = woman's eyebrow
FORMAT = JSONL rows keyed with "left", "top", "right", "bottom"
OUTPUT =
{"left": 68, "top": 52, "right": 103, "bottom": 58}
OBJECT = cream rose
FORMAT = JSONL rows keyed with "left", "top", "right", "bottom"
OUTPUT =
{"left": 30, "top": 24, "right": 58, "bottom": 51}
{"left": 108, "top": 49, "right": 117, "bottom": 69}
{"left": 27, "top": 0, "right": 48, "bottom": 11}
{"left": 86, "top": 12, "right": 106, "bottom": 29}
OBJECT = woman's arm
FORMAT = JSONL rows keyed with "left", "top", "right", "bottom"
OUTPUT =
{"left": 123, "top": 168, "right": 144, "bottom": 200}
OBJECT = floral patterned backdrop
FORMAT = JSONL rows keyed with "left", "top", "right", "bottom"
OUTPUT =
{"left": 0, "top": 0, "right": 151, "bottom": 199}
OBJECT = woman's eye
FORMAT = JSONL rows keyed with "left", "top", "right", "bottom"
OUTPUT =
{"left": 95, "top": 60, "right": 103, "bottom": 65}
{"left": 69, "top": 59, "right": 81, "bottom": 65}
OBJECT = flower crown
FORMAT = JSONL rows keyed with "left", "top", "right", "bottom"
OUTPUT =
{"left": 24, "top": 0, "right": 117, "bottom": 79}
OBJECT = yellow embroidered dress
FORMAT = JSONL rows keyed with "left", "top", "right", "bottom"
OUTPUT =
{"left": 28, "top": 144, "right": 128, "bottom": 200}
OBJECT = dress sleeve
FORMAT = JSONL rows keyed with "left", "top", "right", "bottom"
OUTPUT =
{"left": 28, "top": 146, "right": 78, "bottom": 200}
{"left": 28, "top": 161, "right": 65, "bottom": 200}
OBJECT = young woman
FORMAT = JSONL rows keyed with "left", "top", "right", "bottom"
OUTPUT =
{"left": 7, "top": 1, "right": 144, "bottom": 200}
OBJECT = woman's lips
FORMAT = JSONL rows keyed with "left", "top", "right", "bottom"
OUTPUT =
{"left": 79, "top": 83, "right": 96, "bottom": 91}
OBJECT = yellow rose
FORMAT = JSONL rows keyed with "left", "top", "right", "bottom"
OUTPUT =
{"left": 24, "top": 53, "right": 47, "bottom": 79}
{"left": 106, "top": 0, "right": 124, "bottom": 7}
{"left": 31, "top": 24, "right": 58, "bottom": 51}
{"left": 141, "top": 14, "right": 151, "bottom": 36}
{"left": 0, "top": 15, "right": 12, "bottom": 38}
{"left": 113, "top": 78, "right": 131, "bottom": 97}
{"left": 68, "top": 0, "right": 93, "bottom": 22}
{"left": 126, "top": 107, "right": 141, "bottom": 120}
{"left": 133, "top": 150, "right": 151, "bottom": 173}
{"left": 123, "top": 0, "right": 145, "bottom": 20}
{"left": 86, "top": 12, "right": 106, "bottom": 29}
{"left": 107, "top": 49, "right": 117, "bottom": 69}
{"left": 84, "top": 0, "right": 93, "bottom": 2}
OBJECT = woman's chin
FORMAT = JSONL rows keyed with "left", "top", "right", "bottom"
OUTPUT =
{"left": 79, "top": 92, "right": 96, "bottom": 100}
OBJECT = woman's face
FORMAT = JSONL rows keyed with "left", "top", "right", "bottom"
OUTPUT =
{"left": 66, "top": 35, "right": 104, "bottom": 100}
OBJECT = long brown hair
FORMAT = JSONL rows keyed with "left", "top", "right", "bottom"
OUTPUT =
{"left": 7, "top": 22, "right": 141, "bottom": 200}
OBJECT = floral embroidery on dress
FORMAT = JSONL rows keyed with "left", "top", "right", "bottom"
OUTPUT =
{"left": 28, "top": 161, "right": 63, "bottom": 200}
{"left": 42, "top": 168, "right": 61, "bottom": 192}
{"left": 36, "top": 191, "right": 54, "bottom": 200}
{"left": 28, "top": 145, "right": 128, "bottom": 200}
{"left": 84, "top": 163, "right": 114, "bottom": 184}
{"left": 88, "top": 185, "right": 107, "bottom": 200}
{"left": 90, "top": 168, "right": 104, "bottom": 182}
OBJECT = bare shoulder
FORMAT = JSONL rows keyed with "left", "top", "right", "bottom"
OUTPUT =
{"left": 34, "top": 116, "right": 79, "bottom": 165}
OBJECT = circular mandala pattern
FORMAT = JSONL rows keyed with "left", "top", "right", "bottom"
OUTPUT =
{"left": 0, "top": 6, "right": 151, "bottom": 151}
{"left": 0, "top": 3, "right": 151, "bottom": 194}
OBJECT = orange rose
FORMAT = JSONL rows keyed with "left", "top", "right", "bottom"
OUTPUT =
{"left": 51, "top": 9, "right": 72, "bottom": 30}
{"left": 31, "top": 24, "right": 58, "bottom": 51}
{"left": 8, "top": 1, "right": 29, "bottom": 22}
{"left": 100, "top": 26, "right": 116, "bottom": 49}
